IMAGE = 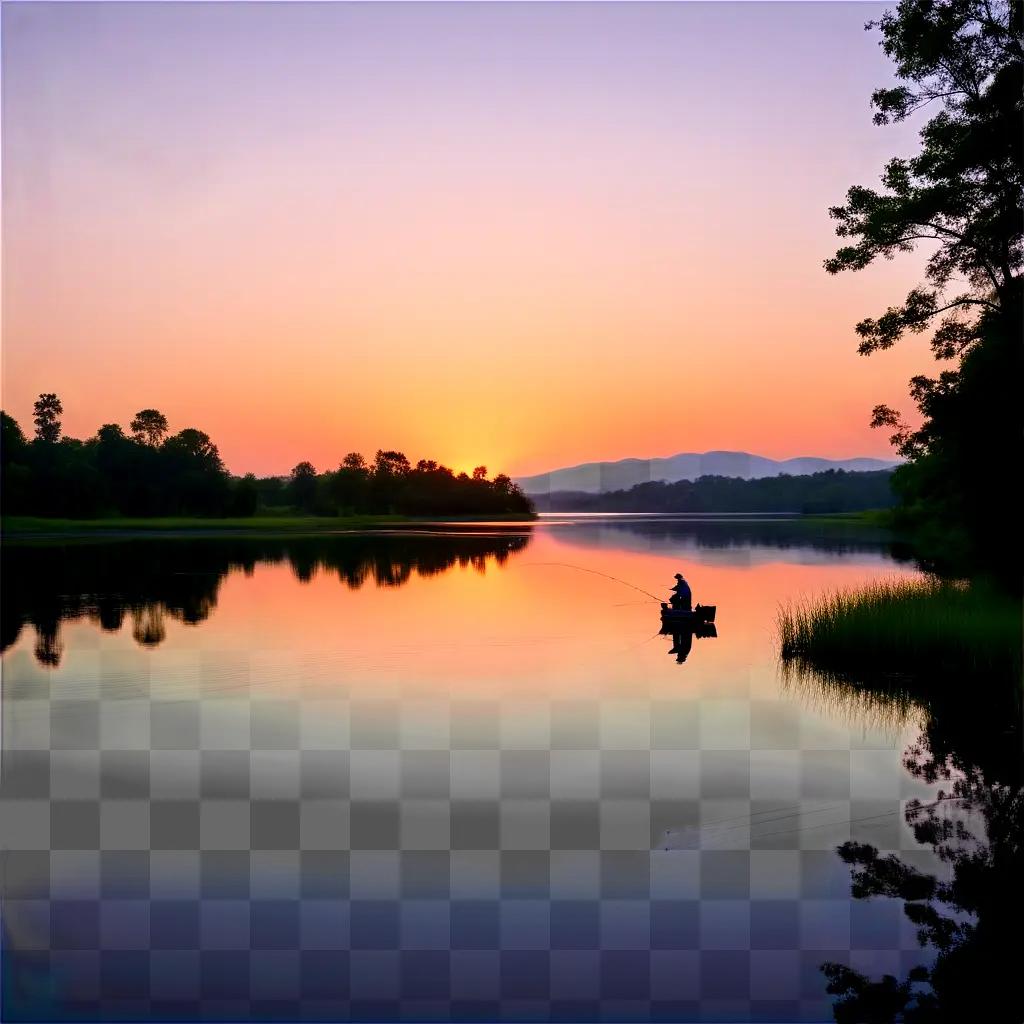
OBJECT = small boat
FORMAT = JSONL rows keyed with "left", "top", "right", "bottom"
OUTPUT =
{"left": 660, "top": 602, "right": 716, "bottom": 624}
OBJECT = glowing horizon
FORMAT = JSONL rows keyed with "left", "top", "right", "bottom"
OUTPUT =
{"left": 2, "top": 2, "right": 934, "bottom": 479}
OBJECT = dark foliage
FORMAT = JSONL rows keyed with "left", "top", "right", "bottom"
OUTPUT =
{"left": 2, "top": 403, "right": 231, "bottom": 517}
{"left": 826, "top": 0, "right": 1023, "bottom": 579}
{"left": 786, "top": 601, "right": 1023, "bottom": 1023}
{"left": 822, "top": 707, "right": 1023, "bottom": 1023}
{"left": 1, "top": 397, "right": 534, "bottom": 519}
{"left": 313, "top": 451, "right": 534, "bottom": 517}
{"left": 287, "top": 460, "right": 319, "bottom": 513}
{"left": 531, "top": 469, "right": 895, "bottom": 514}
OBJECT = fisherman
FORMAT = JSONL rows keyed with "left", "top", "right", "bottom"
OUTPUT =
{"left": 669, "top": 573, "right": 692, "bottom": 611}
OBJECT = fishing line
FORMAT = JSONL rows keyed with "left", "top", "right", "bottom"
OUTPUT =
{"left": 520, "top": 561, "right": 663, "bottom": 602}
{"left": 663, "top": 802, "right": 847, "bottom": 847}
{"left": 685, "top": 802, "right": 853, "bottom": 841}
{"left": 692, "top": 797, "right": 973, "bottom": 847}
{"left": 666, "top": 808, "right": 904, "bottom": 851}
{"left": 666, "top": 801, "right": 842, "bottom": 835}
{"left": 668, "top": 793, "right": 970, "bottom": 845}
{"left": 749, "top": 808, "right": 903, "bottom": 841}
{"left": 615, "top": 628, "right": 668, "bottom": 655}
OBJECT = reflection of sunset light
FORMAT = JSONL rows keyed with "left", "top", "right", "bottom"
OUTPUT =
{"left": 22, "top": 529, "right": 922, "bottom": 706}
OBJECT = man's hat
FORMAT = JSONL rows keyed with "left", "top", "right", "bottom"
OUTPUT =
{"left": 674, "top": 573, "right": 684, "bottom": 579}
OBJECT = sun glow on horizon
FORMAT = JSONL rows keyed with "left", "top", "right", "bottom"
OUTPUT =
{"left": 2, "top": 1, "right": 931, "bottom": 477}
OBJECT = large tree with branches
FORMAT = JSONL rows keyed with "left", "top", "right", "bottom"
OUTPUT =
{"left": 826, "top": 0, "right": 1022, "bottom": 573}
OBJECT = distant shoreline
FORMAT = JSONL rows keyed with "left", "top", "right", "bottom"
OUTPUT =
{"left": 537, "top": 510, "right": 892, "bottom": 526}
{"left": 1, "top": 512, "right": 538, "bottom": 540}
{"left": 1, "top": 510, "right": 890, "bottom": 541}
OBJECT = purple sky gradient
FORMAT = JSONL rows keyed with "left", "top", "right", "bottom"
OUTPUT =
{"left": 2, "top": 2, "right": 932, "bottom": 476}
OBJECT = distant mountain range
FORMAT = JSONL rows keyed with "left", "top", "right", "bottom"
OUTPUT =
{"left": 515, "top": 450, "right": 899, "bottom": 495}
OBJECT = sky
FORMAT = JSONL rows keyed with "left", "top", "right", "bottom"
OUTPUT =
{"left": 2, "top": 1, "right": 936, "bottom": 478}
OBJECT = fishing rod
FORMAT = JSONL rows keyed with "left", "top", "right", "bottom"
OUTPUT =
{"left": 662, "top": 793, "right": 973, "bottom": 849}
{"left": 520, "top": 561, "right": 663, "bottom": 602}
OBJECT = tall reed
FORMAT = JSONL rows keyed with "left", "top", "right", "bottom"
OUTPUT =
{"left": 778, "top": 577, "right": 1022, "bottom": 684}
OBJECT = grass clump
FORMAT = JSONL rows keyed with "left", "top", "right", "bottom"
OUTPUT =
{"left": 778, "top": 576, "right": 1022, "bottom": 685}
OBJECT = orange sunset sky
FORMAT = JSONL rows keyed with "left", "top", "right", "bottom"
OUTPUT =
{"left": 2, "top": 2, "right": 935, "bottom": 477}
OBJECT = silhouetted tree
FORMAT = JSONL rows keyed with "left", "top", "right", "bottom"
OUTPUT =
{"left": 288, "top": 461, "right": 318, "bottom": 512}
{"left": 1, "top": 412, "right": 31, "bottom": 511}
{"left": 32, "top": 393, "right": 63, "bottom": 443}
{"left": 164, "top": 428, "right": 222, "bottom": 468}
{"left": 130, "top": 408, "right": 169, "bottom": 447}
{"left": 373, "top": 450, "right": 411, "bottom": 476}
{"left": 370, "top": 450, "right": 411, "bottom": 512}
{"left": 160, "top": 428, "right": 228, "bottom": 513}
{"left": 333, "top": 453, "right": 370, "bottom": 513}
{"left": 826, "top": 0, "right": 1022, "bottom": 576}
{"left": 1, "top": 411, "right": 28, "bottom": 463}
{"left": 1, "top": 403, "right": 533, "bottom": 519}
{"left": 95, "top": 423, "right": 125, "bottom": 445}
{"left": 92, "top": 423, "right": 135, "bottom": 513}
{"left": 229, "top": 473, "right": 259, "bottom": 516}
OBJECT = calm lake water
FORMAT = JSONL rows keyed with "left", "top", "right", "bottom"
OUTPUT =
{"left": 1, "top": 516, "right": 947, "bottom": 1022}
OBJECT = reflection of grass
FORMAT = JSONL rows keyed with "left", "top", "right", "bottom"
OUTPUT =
{"left": 779, "top": 658, "right": 923, "bottom": 735}
{"left": 778, "top": 577, "right": 1022, "bottom": 684}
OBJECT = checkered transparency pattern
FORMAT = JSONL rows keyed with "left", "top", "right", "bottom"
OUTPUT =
{"left": 1, "top": 647, "right": 928, "bottom": 1022}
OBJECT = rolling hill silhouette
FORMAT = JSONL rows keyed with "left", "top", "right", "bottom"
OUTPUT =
{"left": 515, "top": 450, "right": 898, "bottom": 495}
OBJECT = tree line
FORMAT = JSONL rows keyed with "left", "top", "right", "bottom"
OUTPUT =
{"left": 1, "top": 395, "right": 534, "bottom": 518}
{"left": 530, "top": 469, "right": 896, "bottom": 514}
{"left": 275, "top": 450, "right": 533, "bottom": 517}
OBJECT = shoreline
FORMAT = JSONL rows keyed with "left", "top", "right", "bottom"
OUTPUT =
{"left": 1, "top": 513, "right": 538, "bottom": 540}
{"left": 0, "top": 510, "right": 886, "bottom": 540}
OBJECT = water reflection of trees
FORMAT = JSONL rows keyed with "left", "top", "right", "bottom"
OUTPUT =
{"left": 551, "top": 516, "right": 919, "bottom": 561}
{"left": 784, "top": 662, "right": 1023, "bottom": 1023}
{"left": 1, "top": 531, "right": 531, "bottom": 667}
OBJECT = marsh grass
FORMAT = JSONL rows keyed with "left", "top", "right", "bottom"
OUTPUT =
{"left": 778, "top": 577, "right": 1022, "bottom": 685}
